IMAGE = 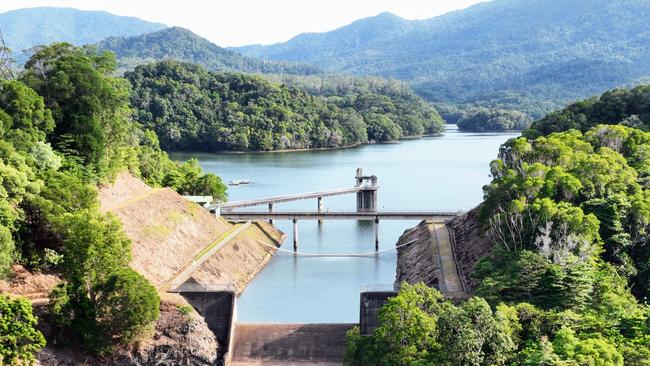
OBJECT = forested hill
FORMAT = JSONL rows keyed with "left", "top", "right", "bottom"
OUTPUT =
{"left": 526, "top": 85, "right": 650, "bottom": 136}
{"left": 0, "top": 7, "right": 166, "bottom": 54}
{"left": 126, "top": 61, "right": 443, "bottom": 151}
{"left": 97, "top": 27, "right": 320, "bottom": 75}
{"left": 234, "top": 0, "right": 650, "bottom": 118}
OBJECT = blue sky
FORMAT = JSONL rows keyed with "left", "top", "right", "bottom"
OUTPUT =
{"left": 0, "top": 0, "right": 489, "bottom": 47}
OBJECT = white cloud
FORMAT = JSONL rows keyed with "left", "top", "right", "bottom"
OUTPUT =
{"left": 0, "top": 0, "right": 489, "bottom": 46}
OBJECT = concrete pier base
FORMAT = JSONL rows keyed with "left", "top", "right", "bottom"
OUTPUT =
{"left": 293, "top": 218, "right": 298, "bottom": 252}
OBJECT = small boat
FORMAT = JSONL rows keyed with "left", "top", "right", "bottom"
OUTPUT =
{"left": 229, "top": 179, "right": 251, "bottom": 186}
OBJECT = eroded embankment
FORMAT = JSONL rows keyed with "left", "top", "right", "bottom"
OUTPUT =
{"left": 395, "top": 206, "right": 494, "bottom": 293}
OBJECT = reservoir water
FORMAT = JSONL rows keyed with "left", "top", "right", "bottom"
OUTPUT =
{"left": 171, "top": 125, "right": 519, "bottom": 323}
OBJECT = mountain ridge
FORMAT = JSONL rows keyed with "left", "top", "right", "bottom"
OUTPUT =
{"left": 233, "top": 0, "right": 650, "bottom": 117}
{"left": 96, "top": 27, "right": 320, "bottom": 75}
{"left": 0, "top": 7, "right": 167, "bottom": 53}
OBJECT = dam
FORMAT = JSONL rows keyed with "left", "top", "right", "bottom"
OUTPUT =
{"left": 172, "top": 126, "right": 518, "bottom": 324}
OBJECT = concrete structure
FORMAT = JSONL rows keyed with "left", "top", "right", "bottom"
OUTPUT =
{"left": 359, "top": 290, "right": 397, "bottom": 336}
{"left": 355, "top": 168, "right": 378, "bottom": 212}
{"left": 183, "top": 195, "right": 214, "bottom": 206}
{"left": 231, "top": 323, "right": 355, "bottom": 365}
{"left": 178, "top": 285, "right": 237, "bottom": 364}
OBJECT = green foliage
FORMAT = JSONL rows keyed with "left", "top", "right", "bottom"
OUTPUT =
{"left": 47, "top": 211, "right": 159, "bottom": 353}
{"left": 127, "top": 61, "right": 442, "bottom": 151}
{"left": 345, "top": 283, "right": 518, "bottom": 366}
{"left": 91, "top": 268, "right": 159, "bottom": 348}
{"left": 347, "top": 284, "right": 649, "bottom": 366}
{"left": 270, "top": 74, "right": 445, "bottom": 138}
{"left": 0, "top": 79, "right": 54, "bottom": 150}
{"left": 0, "top": 295, "right": 45, "bottom": 365}
{"left": 20, "top": 43, "right": 138, "bottom": 180}
{"left": 481, "top": 125, "right": 650, "bottom": 301}
{"left": 457, "top": 107, "right": 533, "bottom": 132}
{"left": 528, "top": 85, "right": 650, "bottom": 136}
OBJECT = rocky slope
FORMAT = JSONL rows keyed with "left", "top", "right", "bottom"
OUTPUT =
{"left": 36, "top": 296, "right": 218, "bottom": 366}
{"left": 395, "top": 206, "right": 494, "bottom": 292}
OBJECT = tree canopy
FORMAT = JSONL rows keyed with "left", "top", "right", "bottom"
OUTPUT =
{"left": 126, "top": 61, "right": 443, "bottom": 152}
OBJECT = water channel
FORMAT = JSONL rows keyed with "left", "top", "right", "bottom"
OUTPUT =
{"left": 171, "top": 125, "right": 519, "bottom": 323}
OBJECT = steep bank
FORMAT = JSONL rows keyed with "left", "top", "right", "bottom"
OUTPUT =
{"left": 395, "top": 206, "right": 493, "bottom": 293}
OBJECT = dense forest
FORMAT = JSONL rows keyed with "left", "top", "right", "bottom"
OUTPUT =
{"left": 527, "top": 85, "right": 650, "bottom": 136}
{"left": 0, "top": 43, "right": 227, "bottom": 363}
{"left": 97, "top": 27, "right": 320, "bottom": 76}
{"left": 456, "top": 107, "right": 533, "bottom": 132}
{"left": 126, "top": 61, "right": 444, "bottom": 151}
{"left": 345, "top": 88, "right": 650, "bottom": 365}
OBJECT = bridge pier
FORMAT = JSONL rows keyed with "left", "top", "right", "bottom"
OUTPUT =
{"left": 374, "top": 218, "right": 379, "bottom": 251}
{"left": 293, "top": 218, "right": 298, "bottom": 252}
{"left": 268, "top": 203, "right": 274, "bottom": 224}
{"left": 317, "top": 196, "right": 323, "bottom": 225}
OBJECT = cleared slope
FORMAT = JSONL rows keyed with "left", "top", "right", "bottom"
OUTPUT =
{"left": 99, "top": 172, "right": 285, "bottom": 292}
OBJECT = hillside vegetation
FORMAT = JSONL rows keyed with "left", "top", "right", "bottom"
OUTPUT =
{"left": 235, "top": 0, "right": 650, "bottom": 118}
{"left": 0, "top": 43, "right": 227, "bottom": 361}
{"left": 126, "top": 61, "right": 443, "bottom": 151}
{"left": 97, "top": 27, "right": 320, "bottom": 75}
{"left": 527, "top": 85, "right": 650, "bottom": 136}
{"left": 345, "top": 87, "right": 650, "bottom": 365}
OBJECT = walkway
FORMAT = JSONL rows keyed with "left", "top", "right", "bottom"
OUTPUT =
{"left": 209, "top": 187, "right": 363, "bottom": 210}
{"left": 164, "top": 221, "right": 253, "bottom": 290}
{"left": 221, "top": 211, "right": 460, "bottom": 221}
{"left": 432, "top": 223, "right": 464, "bottom": 294}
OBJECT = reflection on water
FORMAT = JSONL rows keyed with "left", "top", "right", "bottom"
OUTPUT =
{"left": 171, "top": 125, "right": 519, "bottom": 323}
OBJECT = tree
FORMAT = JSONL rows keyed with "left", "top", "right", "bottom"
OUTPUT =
{"left": 90, "top": 268, "right": 160, "bottom": 349}
{"left": 345, "top": 284, "right": 519, "bottom": 366}
{"left": 0, "top": 295, "right": 46, "bottom": 365}
{"left": 21, "top": 43, "right": 134, "bottom": 179}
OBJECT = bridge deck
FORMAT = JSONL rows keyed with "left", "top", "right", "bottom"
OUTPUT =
{"left": 221, "top": 211, "right": 460, "bottom": 221}
{"left": 209, "top": 187, "right": 366, "bottom": 210}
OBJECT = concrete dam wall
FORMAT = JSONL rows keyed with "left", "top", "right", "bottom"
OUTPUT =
{"left": 231, "top": 323, "right": 355, "bottom": 365}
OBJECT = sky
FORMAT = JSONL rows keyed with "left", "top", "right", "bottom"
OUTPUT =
{"left": 0, "top": 0, "right": 488, "bottom": 47}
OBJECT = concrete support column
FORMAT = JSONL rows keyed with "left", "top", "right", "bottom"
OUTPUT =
{"left": 268, "top": 203, "right": 274, "bottom": 224}
{"left": 374, "top": 217, "right": 379, "bottom": 251}
{"left": 293, "top": 218, "right": 298, "bottom": 252}
{"left": 317, "top": 197, "right": 323, "bottom": 225}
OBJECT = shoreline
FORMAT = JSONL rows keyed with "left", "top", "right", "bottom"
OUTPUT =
{"left": 169, "top": 133, "right": 444, "bottom": 155}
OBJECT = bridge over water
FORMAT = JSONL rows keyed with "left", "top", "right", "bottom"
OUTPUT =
{"left": 211, "top": 168, "right": 461, "bottom": 251}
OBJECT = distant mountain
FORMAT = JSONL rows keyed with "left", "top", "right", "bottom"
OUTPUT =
{"left": 0, "top": 7, "right": 166, "bottom": 55}
{"left": 234, "top": 0, "right": 650, "bottom": 118}
{"left": 97, "top": 27, "right": 320, "bottom": 75}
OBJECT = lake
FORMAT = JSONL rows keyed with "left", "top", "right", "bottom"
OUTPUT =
{"left": 171, "top": 125, "right": 519, "bottom": 323}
